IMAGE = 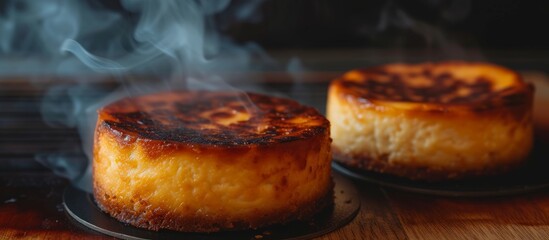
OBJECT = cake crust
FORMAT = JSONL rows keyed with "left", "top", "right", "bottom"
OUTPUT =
{"left": 99, "top": 91, "right": 328, "bottom": 147}
{"left": 332, "top": 62, "right": 533, "bottom": 117}
{"left": 333, "top": 148, "right": 523, "bottom": 181}
{"left": 94, "top": 179, "right": 334, "bottom": 232}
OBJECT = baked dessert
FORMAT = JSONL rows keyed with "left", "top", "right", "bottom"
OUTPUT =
{"left": 523, "top": 71, "right": 549, "bottom": 142}
{"left": 327, "top": 62, "right": 534, "bottom": 180}
{"left": 93, "top": 91, "right": 332, "bottom": 232}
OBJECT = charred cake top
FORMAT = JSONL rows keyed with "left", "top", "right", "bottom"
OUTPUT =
{"left": 332, "top": 62, "right": 533, "bottom": 112}
{"left": 98, "top": 91, "right": 329, "bottom": 147}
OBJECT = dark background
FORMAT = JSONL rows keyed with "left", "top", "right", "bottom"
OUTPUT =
{"left": 224, "top": 0, "right": 549, "bottom": 50}
{"left": 1, "top": 0, "right": 547, "bottom": 51}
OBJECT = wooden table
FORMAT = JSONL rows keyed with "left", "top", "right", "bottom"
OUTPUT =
{"left": 1, "top": 70, "right": 549, "bottom": 240}
{"left": 2, "top": 171, "right": 549, "bottom": 239}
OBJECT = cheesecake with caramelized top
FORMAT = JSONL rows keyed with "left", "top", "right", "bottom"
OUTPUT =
{"left": 327, "top": 62, "right": 534, "bottom": 180}
{"left": 93, "top": 91, "right": 332, "bottom": 232}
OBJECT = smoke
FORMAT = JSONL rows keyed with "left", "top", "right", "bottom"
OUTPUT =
{"left": 1, "top": 0, "right": 268, "bottom": 192}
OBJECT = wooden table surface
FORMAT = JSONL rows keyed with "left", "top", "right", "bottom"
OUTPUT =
{"left": 2, "top": 170, "right": 549, "bottom": 240}
{"left": 1, "top": 71, "right": 549, "bottom": 240}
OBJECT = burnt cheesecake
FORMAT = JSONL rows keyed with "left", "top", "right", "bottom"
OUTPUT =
{"left": 327, "top": 62, "right": 534, "bottom": 180}
{"left": 524, "top": 72, "right": 549, "bottom": 142}
{"left": 93, "top": 91, "right": 332, "bottom": 232}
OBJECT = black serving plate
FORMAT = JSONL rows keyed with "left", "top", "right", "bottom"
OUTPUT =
{"left": 332, "top": 138, "right": 549, "bottom": 197}
{"left": 63, "top": 173, "right": 359, "bottom": 240}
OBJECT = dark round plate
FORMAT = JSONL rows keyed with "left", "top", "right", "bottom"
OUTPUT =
{"left": 332, "top": 139, "right": 549, "bottom": 197}
{"left": 63, "top": 173, "right": 360, "bottom": 240}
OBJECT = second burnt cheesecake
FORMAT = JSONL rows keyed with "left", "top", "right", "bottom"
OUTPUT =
{"left": 93, "top": 91, "right": 332, "bottom": 232}
{"left": 327, "top": 62, "right": 534, "bottom": 180}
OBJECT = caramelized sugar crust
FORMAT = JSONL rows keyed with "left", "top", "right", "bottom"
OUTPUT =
{"left": 332, "top": 62, "right": 533, "bottom": 114}
{"left": 99, "top": 91, "right": 329, "bottom": 147}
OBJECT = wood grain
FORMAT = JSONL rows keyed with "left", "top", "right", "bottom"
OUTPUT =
{"left": 386, "top": 190, "right": 549, "bottom": 240}
{"left": 320, "top": 181, "right": 408, "bottom": 240}
{"left": 3, "top": 173, "right": 549, "bottom": 239}
{"left": 0, "top": 173, "right": 114, "bottom": 240}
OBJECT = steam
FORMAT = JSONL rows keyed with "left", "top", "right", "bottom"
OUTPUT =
{"left": 1, "top": 0, "right": 483, "bottom": 192}
{"left": 1, "top": 0, "right": 268, "bottom": 192}
{"left": 0, "top": 0, "right": 268, "bottom": 75}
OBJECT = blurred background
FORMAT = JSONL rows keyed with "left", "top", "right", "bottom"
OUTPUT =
{"left": 1, "top": 0, "right": 549, "bottom": 73}
{"left": 235, "top": 0, "right": 548, "bottom": 50}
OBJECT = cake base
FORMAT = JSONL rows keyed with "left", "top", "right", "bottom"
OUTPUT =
{"left": 333, "top": 149, "right": 523, "bottom": 181}
{"left": 64, "top": 173, "right": 360, "bottom": 240}
{"left": 333, "top": 138, "right": 549, "bottom": 197}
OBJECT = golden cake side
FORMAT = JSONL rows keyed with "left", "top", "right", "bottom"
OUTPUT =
{"left": 327, "top": 62, "right": 534, "bottom": 180}
{"left": 524, "top": 72, "right": 549, "bottom": 142}
{"left": 93, "top": 91, "right": 332, "bottom": 232}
